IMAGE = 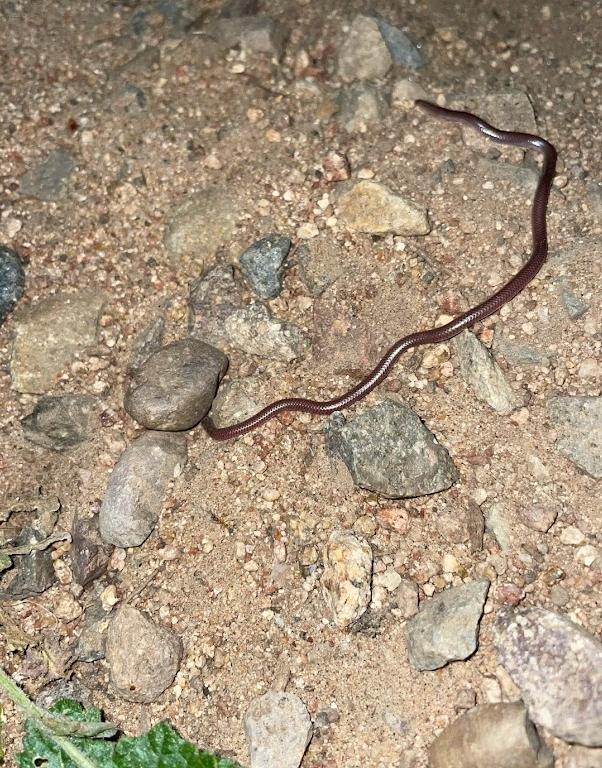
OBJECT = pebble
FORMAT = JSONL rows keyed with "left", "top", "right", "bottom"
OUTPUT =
{"left": 405, "top": 579, "right": 490, "bottom": 670}
{"left": 128, "top": 314, "right": 166, "bottom": 371}
{"left": 429, "top": 702, "right": 553, "bottom": 768}
{"left": 327, "top": 400, "right": 458, "bottom": 498}
{"left": 338, "top": 83, "right": 388, "bottom": 132}
{"left": 453, "top": 331, "right": 522, "bottom": 415}
{"left": 10, "top": 290, "right": 105, "bottom": 394}
{"left": 19, "top": 149, "right": 76, "bottom": 201}
{"left": 206, "top": 15, "right": 286, "bottom": 59}
{"left": 549, "top": 584, "right": 570, "bottom": 607}
{"left": 124, "top": 339, "right": 228, "bottom": 430}
{"left": 21, "top": 394, "right": 97, "bottom": 451}
{"left": 164, "top": 187, "right": 239, "bottom": 266}
{"left": 575, "top": 545, "right": 600, "bottom": 568}
{"left": 493, "top": 335, "right": 551, "bottom": 368}
{"left": 0, "top": 245, "right": 26, "bottom": 324}
{"left": 295, "top": 238, "right": 344, "bottom": 297}
{"left": 337, "top": 180, "right": 430, "bottom": 235}
{"left": 495, "top": 607, "right": 602, "bottom": 746}
{"left": 395, "top": 579, "right": 419, "bottom": 619}
{"left": 99, "top": 431, "right": 187, "bottom": 547}
{"left": 105, "top": 605, "right": 183, "bottom": 703}
{"left": 337, "top": 15, "right": 392, "bottom": 82}
{"left": 560, "top": 525, "right": 586, "bottom": 546}
{"left": 547, "top": 396, "right": 602, "bottom": 479}
{"left": 322, "top": 151, "right": 350, "bottom": 182}
{"left": 239, "top": 234, "right": 292, "bottom": 299}
{"left": 322, "top": 530, "right": 373, "bottom": 628}
{"left": 373, "top": 18, "right": 423, "bottom": 68}
{"left": 244, "top": 691, "right": 313, "bottom": 768}
{"left": 391, "top": 78, "right": 427, "bottom": 106}
{"left": 208, "top": 380, "right": 258, "bottom": 428}
{"left": 518, "top": 503, "right": 558, "bottom": 533}
{"left": 558, "top": 281, "right": 590, "bottom": 320}
{"left": 373, "top": 568, "right": 402, "bottom": 592}
{"left": 297, "top": 222, "right": 319, "bottom": 239}
{"left": 75, "top": 602, "right": 110, "bottom": 662}
{"left": 1, "top": 527, "right": 57, "bottom": 599}
{"left": 71, "top": 514, "right": 113, "bottom": 588}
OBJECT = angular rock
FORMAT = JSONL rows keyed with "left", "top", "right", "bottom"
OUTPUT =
{"left": 124, "top": 339, "right": 228, "bottom": 430}
{"left": 239, "top": 234, "right": 292, "bottom": 298}
{"left": 429, "top": 702, "right": 553, "bottom": 768}
{"left": 547, "top": 396, "right": 602, "bottom": 479}
{"left": 495, "top": 607, "right": 602, "bottom": 746}
{"left": 0, "top": 528, "right": 57, "bottom": 599}
{"left": 493, "top": 336, "right": 551, "bottom": 367}
{"left": 21, "top": 394, "right": 97, "bottom": 450}
{"left": 519, "top": 503, "right": 558, "bottom": 533}
{"left": 295, "top": 239, "right": 344, "bottom": 297}
{"left": 453, "top": 331, "right": 522, "bottom": 415}
{"left": 338, "top": 83, "right": 388, "bottom": 132}
{"left": 374, "top": 18, "right": 423, "bottom": 68}
{"left": 11, "top": 290, "right": 105, "bottom": 394}
{"left": 558, "top": 282, "right": 591, "bottom": 320}
{"left": 105, "top": 605, "right": 183, "bottom": 703}
{"left": 19, "top": 149, "right": 76, "bottom": 201}
{"left": 75, "top": 602, "right": 110, "bottom": 662}
{"left": 207, "top": 15, "right": 286, "bottom": 58}
{"left": 99, "top": 431, "right": 187, "bottom": 547}
{"left": 395, "top": 578, "right": 419, "bottom": 619}
{"left": 327, "top": 400, "right": 458, "bottom": 498}
{"left": 405, "top": 579, "right": 489, "bottom": 670}
{"left": 71, "top": 514, "right": 113, "bottom": 587}
{"left": 188, "top": 264, "right": 242, "bottom": 343}
{"left": 164, "top": 187, "right": 239, "bottom": 266}
{"left": 337, "top": 180, "right": 430, "bottom": 236}
{"left": 245, "top": 691, "right": 313, "bottom": 768}
{"left": 0, "top": 245, "right": 26, "bottom": 324}
{"left": 128, "top": 314, "right": 166, "bottom": 371}
{"left": 322, "top": 531, "right": 373, "bottom": 628}
{"left": 337, "top": 15, "right": 392, "bottom": 82}
{"left": 209, "top": 380, "right": 258, "bottom": 428}
{"left": 392, "top": 78, "right": 427, "bottom": 106}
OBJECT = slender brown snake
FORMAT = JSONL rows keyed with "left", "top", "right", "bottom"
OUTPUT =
{"left": 202, "top": 99, "right": 557, "bottom": 441}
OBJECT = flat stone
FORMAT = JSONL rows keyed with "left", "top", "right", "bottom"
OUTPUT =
{"left": 374, "top": 18, "right": 423, "bottom": 68}
{"left": 245, "top": 691, "right": 313, "bottom": 768}
{"left": 547, "top": 396, "right": 602, "bottom": 478}
{"left": 124, "top": 339, "right": 228, "bottom": 430}
{"left": 21, "top": 394, "right": 97, "bottom": 450}
{"left": 19, "top": 149, "right": 76, "bottom": 201}
{"left": 239, "top": 234, "right": 292, "bottom": 298}
{"left": 405, "top": 580, "right": 490, "bottom": 670}
{"left": 0, "top": 245, "right": 26, "bottom": 325}
{"left": 337, "top": 180, "right": 430, "bottom": 236}
{"left": 338, "top": 83, "right": 388, "bottom": 132}
{"left": 495, "top": 607, "right": 602, "bottom": 746}
{"left": 322, "top": 531, "right": 373, "bottom": 628}
{"left": 99, "top": 431, "right": 187, "bottom": 547}
{"left": 327, "top": 400, "right": 458, "bottom": 498}
{"left": 337, "top": 15, "right": 392, "bottom": 82}
{"left": 75, "top": 602, "right": 110, "bottom": 663}
{"left": 11, "top": 290, "right": 105, "bottom": 394}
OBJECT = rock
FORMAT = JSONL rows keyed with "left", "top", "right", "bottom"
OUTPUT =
{"left": 337, "top": 180, "right": 430, "bottom": 236}
{"left": 374, "top": 18, "right": 423, "bottom": 68}
{"left": 547, "top": 396, "right": 602, "bottom": 479}
{"left": 21, "top": 394, "right": 97, "bottom": 450}
{"left": 338, "top": 83, "right": 388, "bottom": 132}
{"left": 495, "top": 607, "right": 602, "bottom": 746}
{"left": 337, "top": 15, "right": 392, "bottom": 82}
{"left": 105, "top": 605, "right": 183, "bottom": 703}
{"left": 10, "top": 290, "right": 105, "bottom": 394}
{"left": 322, "top": 531, "right": 373, "bottom": 628}
{"left": 219, "top": 0, "right": 259, "bottom": 18}
{"left": 206, "top": 15, "right": 287, "bottom": 58}
{"left": 164, "top": 187, "right": 239, "bottom": 266}
{"left": 1, "top": 528, "right": 57, "bottom": 599}
{"left": 395, "top": 578, "right": 419, "bottom": 619}
{"left": 493, "top": 335, "right": 551, "bottom": 367}
{"left": 124, "top": 339, "right": 228, "bottom": 431}
{"left": 128, "top": 314, "right": 166, "bottom": 371}
{"left": 295, "top": 239, "right": 344, "bottom": 297}
{"left": 188, "top": 264, "right": 242, "bottom": 344}
{"left": 558, "top": 281, "right": 590, "bottom": 320}
{"left": 392, "top": 78, "right": 427, "bottom": 106}
{"left": 453, "top": 331, "right": 522, "bottom": 415}
{"left": 99, "top": 431, "right": 187, "bottom": 547}
{"left": 429, "top": 702, "right": 553, "bottom": 768}
{"left": 485, "top": 502, "right": 514, "bottom": 551}
{"left": 19, "top": 149, "right": 76, "bottom": 201}
{"left": 405, "top": 579, "right": 489, "bottom": 670}
{"left": 518, "top": 503, "right": 558, "bottom": 533}
{"left": 0, "top": 245, "right": 26, "bottom": 324}
{"left": 476, "top": 157, "right": 539, "bottom": 193}
{"left": 559, "top": 525, "right": 586, "bottom": 546}
{"left": 71, "top": 514, "right": 113, "bottom": 587}
{"left": 75, "top": 602, "right": 109, "bottom": 662}
{"left": 321, "top": 151, "right": 350, "bottom": 182}
{"left": 327, "top": 400, "right": 458, "bottom": 498}
{"left": 35, "top": 678, "right": 94, "bottom": 710}
{"left": 208, "top": 380, "right": 258, "bottom": 428}
{"left": 244, "top": 691, "right": 313, "bottom": 768}
{"left": 567, "top": 746, "right": 602, "bottom": 768}
{"left": 239, "top": 234, "right": 292, "bottom": 298}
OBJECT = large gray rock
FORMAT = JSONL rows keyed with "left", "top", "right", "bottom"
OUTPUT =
{"left": 99, "top": 431, "right": 187, "bottom": 547}
{"left": 495, "top": 607, "right": 602, "bottom": 746}
{"left": 0, "top": 245, "right": 26, "bottom": 324}
{"left": 245, "top": 691, "right": 313, "bottom": 768}
{"left": 327, "top": 400, "right": 458, "bottom": 498}
{"left": 405, "top": 580, "right": 490, "bottom": 670}
{"left": 337, "top": 15, "right": 392, "bottom": 82}
{"left": 547, "top": 396, "right": 602, "bottom": 479}
{"left": 374, "top": 18, "right": 423, "bottom": 69}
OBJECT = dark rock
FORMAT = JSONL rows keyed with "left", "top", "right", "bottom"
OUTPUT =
{"left": 35, "top": 678, "right": 94, "bottom": 710}
{"left": 0, "top": 245, "right": 26, "bottom": 325}
{"left": 239, "top": 234, "right": 291, "bottom": 299}
{"left": 71, "top": 514, "right": 113, "bottom": 587}
{"left": 19, "top": 149, "right": 76, "bottom": 201}
{"left": 373, "top": 18, "right": 423, "bottom": 69}
{"left": 1, "top": 527, "right": 56, "bottom": 599}
{"left": 21, "top": 394, "right": 97, "bottom": 451}
{"left": 128, "top": 314, "right": 166, "bottom": 371}
{"left": 75, "top": 602, "right": 110, "bottom": 662}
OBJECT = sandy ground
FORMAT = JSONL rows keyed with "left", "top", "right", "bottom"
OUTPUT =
{"left": 0, "top": 0, "right": 601, "bottom": 766}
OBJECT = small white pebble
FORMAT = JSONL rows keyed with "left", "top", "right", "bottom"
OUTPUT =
{"left": 297, "top": 222, "right": 319, "bottom": 239}
{"left": 559, "top": 526, "right": 586, "bottom": 546}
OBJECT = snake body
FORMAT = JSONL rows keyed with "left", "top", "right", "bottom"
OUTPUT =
{"left": 203, "top": 100, "right": 557, "bottom": 441}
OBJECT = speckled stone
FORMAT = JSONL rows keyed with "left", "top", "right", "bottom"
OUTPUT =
{"left": 0, "top": 245, "right": 26, "bottom": 325}
{"left": 239, "top": 234, "right": 292, "bottom": 298}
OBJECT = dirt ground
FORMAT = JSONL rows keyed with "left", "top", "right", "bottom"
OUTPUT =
{"left": 0, "top": 0, "right": 601, "bottom": 766}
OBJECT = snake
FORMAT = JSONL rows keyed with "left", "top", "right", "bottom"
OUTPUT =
{"left": 202, "top": 99, "right": 557, "bottom": 441}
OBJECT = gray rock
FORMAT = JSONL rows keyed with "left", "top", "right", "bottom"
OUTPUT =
{"left": 338, "top": 83, "right": 388, "bottom": 132}
{"left": 124, "top": 339, "right": 228, "bottom": 431}
{"left": 10, "top": 290, "right": 105, "bottom": 394}
{"left": 75, "top": 602, "right": 109, "bottom": 662}
{"left": 188, "top": 264, "right": 242, "bottom": 344}
{"left": 557, "top": 280, "right": 590, "bottom": 320}
{"left": 206, "top": 15, "right": 287, "bottom": 58}
{"left": 21, "top": 394, "right": 97, "bottom": 450}
{"left": 493, "top": 336, "right": 551, "bottom": 367}
{"left": 239, "top": 234, "right": 292, "bottom": 298}
{"left": 337, "top": 15, "right": 391, "bottom": 82}
{"left": 295, "top": 239, "right": 344, "bottom": 297}
{"left": 105, "top": 605, "right": 183, "bottom": 703}
{"left": 322, "top": 531, "right": 373, "bottom": 628}
{"left": 0, "top": 245, "right": 26, "bottom": 324}
{"left": 164, "top": 187, "right": 240, "bottom": 266}
{"left": 547, "top": 396, "right": 602, "bottom": 478}
{"left": 35, "top": 678, "right": 94, "bottom": 710}
{"left": 495, "top": 607, "right": 602, "bottom": 746}
{"left": 405, "top": 579, "right": 490, "bottom": 670}
{"left": 337, "top": 180, "right": 429, "bottom": 235}
{"left": 429, "top": 702, "right": 553, "bottom": 768}
{"left": 128, "top": 314, "right": 166, "bottom": 371}
{"left": 374, "top": 18, "right": 423, "bottom": 68}
{"left": 99, "top": 431, "right": 187, "bottom": 547}
{"left": 129, "top": 0, "right": 194, "bottom": 35}
{"left": 71, "top": 514, "right": 113, "bottom": 587}
{"left": 209, "top": 380, "right": 258, "bottom": 428}
{"left": 19, "top": 149, "right": 76, "bottom": 201}
{"left": 0, "top": 527, "right": 57, "bottom": 599}
{"left": 245, "top": 691, "right": 313, "bottom": 768}
{"left": 327, "top": 400, "right": 458, "bottom": 498}
{"left": 453, "top": 331, "right": 522, "bottom": 415}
